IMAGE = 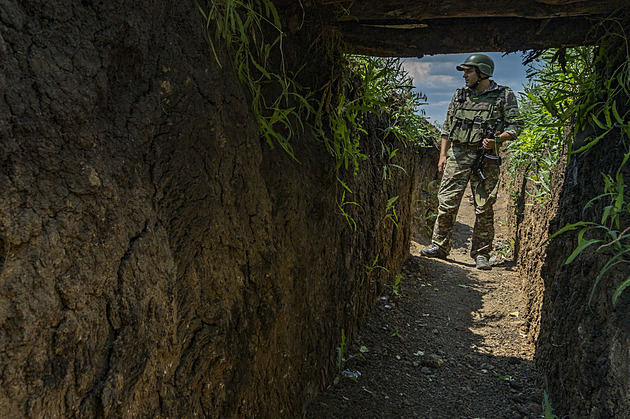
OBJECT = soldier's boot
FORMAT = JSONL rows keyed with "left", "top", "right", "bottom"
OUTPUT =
{"left": 420, "top": 245, "right": 448, "bottom": 260}
{"left": 475, "top": 255, "right": 492, "bottom": 270}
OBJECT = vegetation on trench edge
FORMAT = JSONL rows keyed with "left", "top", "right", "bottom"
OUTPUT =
{"left": 198, "top": 0, "right": 434, "bottom": 244}
{"left": 198, "top": 0, "right": 434, "bottom": 307}
{"left": 198, "top": 0, "right": 433, "bottom": 165}
{"left": 512, "top": 17, "right": 630, "bottom": 307}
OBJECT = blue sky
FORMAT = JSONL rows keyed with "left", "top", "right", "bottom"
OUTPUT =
{"left": 402, "top": 52, "right": 530, "bottom": 127}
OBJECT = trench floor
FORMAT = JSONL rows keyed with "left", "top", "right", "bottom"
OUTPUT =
{"left": 304, "top": 191, "right": 543, "bottom": 418}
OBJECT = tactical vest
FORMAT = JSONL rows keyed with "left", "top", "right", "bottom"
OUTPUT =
{"left": 448, "top": 86, "right": 505, "bottom": 144}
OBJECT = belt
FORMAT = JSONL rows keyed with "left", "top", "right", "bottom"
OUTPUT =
{"left": 452, "top": 141, "right": 482, "bottom": 148}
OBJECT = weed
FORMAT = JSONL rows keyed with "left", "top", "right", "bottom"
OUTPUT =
{"left": 336, "top": 329, "right": 348, "bottom": 373}
{"left": 524, "top": 19, "right": 630, "bottom": 306}
{"left": 336, "top": 178, "right": 363, "bottom": 231}
{"left": 317, "top": 55, "right": 433, "bottom": 174}
{"left": 543, "top": 391, "right": 559, "bottom": 419}
{"left": 198, "top": 0, "right": 310, "bottom": 159}
{"left": 493, "top": 240, "right": 514, "bottom": 260}
{"left": 384, "top": 195, "right": 399, "bottom": 228}
{"left": 549, "top": 148, "right": 630, "bottom": 307}
{"left": 391, "top": 273, "right": 403, "bottom": 297}
{"left": 361, "top": 254, "right": 389, "bottom": 286}
{"left": 491, "top": 371, "right": 513, "bottom": 381}
{"left": 418, "top": 179, "right": 439, "bottom": 237}
{"left": 336, "top": 328, "right": 365, "bottom": 380}
{"left": 380, "top": 140, "right": 406, "bottom": 180}
{"left": 365, "top": 254, "right": 389, "bottom": 273}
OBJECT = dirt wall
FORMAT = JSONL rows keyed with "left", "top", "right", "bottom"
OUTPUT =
{"left": 508, "top": 140, "right": 630, "bottom": 417}
{"left": 0, "top": 1, "right": 437, "bottom": 417}
{"left": 503, "top": 155, "right": 566, "bottom": 343}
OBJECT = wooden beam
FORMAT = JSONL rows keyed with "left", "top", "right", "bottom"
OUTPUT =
{"left": 327, "top": 0, "right": 626, "bottom": 21}
{"left": 337, "top": 16, "right": 603, "bottom": 57}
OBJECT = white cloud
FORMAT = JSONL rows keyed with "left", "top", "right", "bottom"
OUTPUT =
{"left": 402, "top": 60, "right": 459, "bottom": 89}
{"left": 434, "top": 100, "right": 453, "bottom": 107}
{"left": 401, "top": 61, "right": 432, "bottom": 81}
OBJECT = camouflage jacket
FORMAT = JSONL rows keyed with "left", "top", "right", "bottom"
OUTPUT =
{"left": 440, "top": 80, "right": 522, "bottom": 143}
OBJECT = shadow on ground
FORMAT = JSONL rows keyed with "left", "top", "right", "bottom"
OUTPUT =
{"left": 304, "top": 252, "right": 542, "bottom": 418}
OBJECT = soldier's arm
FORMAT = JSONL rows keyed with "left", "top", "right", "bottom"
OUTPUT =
{"left": 499, "top": 88, "right": 523, "bottom": 143}
{"left": 438, "top": 92, "right": 457, "bottom": 172}
{"left": 438, "top": 135, "right": 451, "bottom": 173}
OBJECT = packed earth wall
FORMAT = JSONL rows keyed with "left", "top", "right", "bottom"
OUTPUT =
{"left": 0, "top": 1, "right": 437, "bottom": 417}
{"left": 509, "top": 139, "right": 630, "bottom": 417}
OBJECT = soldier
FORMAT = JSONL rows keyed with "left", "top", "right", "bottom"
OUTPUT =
{"left": 420, "top": 54, "right": 522, "bottom": 270}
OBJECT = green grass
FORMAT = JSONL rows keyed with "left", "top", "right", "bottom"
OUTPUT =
{"left": 522, "top": 18, "right": 630, "bottom": 306}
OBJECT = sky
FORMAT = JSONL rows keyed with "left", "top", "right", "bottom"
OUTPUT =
{"left": 401, "top": 52, "right": 531, "bottom": 127}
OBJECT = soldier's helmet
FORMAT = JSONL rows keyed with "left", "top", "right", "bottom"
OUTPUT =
{"left": 456, "top": 54, "right": 495, "bottom": 77}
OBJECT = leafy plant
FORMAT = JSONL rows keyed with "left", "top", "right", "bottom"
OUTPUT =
{"left": 198, "top": 0, "right": 312, "bottom": 159}
{"left": 417, "top": 179, "right": 439, "bottom": 237}
{"left": 336, "top": 328, "right": 365, "bottom": 380}
{"left": 380, "top": 140, "right": 406, "bottom": 180}
{"left": 548, "top": 149, "right": 630, "bottom": 307}
{"left": 200, "top": 0, "right": 438, "bottom": 177}
{"left": 491, "top": 371, "right": 513, "bottom": 381}
{"left": 522, "top": 28, "right": 630, "bottom": 158}
{"left": 361, "top": 254, "right": 389, "bottom": 286}
{"left": 543, "top": 391, "right": 559, "bottom": 419}
{"left": 521, "top": 19, "right": 630, "bottom": 306}
{"left": 493, "top": 240, "right": 514, "bottom": 260}
{"left": 336, "top": 329, "right": 348, "bottom": 373}
{"left": 336, "top": 178, "right": 363, "bottom": 231}
{"left": 391, "top": 273, "right": 403, "bottom": 297}
{"left": 365, "top": 254, "right": 389, "bottom": 273}
{"left": 384, "top": 195, "right": 400, "bottom": 228}
{"left": 317, "top": 55, "right": 433, "bottom": 174}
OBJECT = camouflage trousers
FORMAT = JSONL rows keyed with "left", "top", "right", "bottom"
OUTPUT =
{"left": 431, "top": 143, "right": 500, "bottom": 258}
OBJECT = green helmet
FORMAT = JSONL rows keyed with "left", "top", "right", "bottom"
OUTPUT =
{"left": 456, "top": 54, "right": 495, "bottom": 77}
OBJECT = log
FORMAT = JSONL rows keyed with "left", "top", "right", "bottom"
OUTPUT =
{"left": 338, "top": 16, "right": 605, "bottom": 57}
{"left": 327, "top": 0, "right": 626, "bottom": 20}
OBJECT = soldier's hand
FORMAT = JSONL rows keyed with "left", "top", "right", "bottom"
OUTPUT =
{"left": 438, "top": 155, "right": 447, "bottom": 173}
{"left": 482, "top": 137, "right": 496, "bottom": 149}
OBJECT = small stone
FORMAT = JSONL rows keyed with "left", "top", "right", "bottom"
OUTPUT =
{"left": 421, "top": 367, "right": 432, "bottom": 375}
{"left": 525, "top": 402, "right": 542, "bottom": 416}
{"left": 412, "top": 361, "right": 419, "bottom": 367}
{"left": 509, "top": 380, "right": 524, "bottom": 391}
{"left": 421, "top": 354, "right": 444, "bottom": 369}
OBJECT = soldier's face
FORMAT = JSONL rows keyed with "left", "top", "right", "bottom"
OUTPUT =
{"left": 463, "top": 68, "right": 478, "bottom": 86}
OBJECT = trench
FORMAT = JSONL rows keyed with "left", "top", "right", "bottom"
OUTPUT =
{"left": 305, "top": 182, "right": 543, "bottom": 418}
{"left": 1, "top": 2, "right": 629, "bottom": 418}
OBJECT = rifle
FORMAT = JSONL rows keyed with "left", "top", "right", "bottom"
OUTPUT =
{"left": 471, "top": 119, "right": 502, "bottom": 182}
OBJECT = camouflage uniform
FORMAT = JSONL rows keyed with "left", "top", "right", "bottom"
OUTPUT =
{"left": 432, "top": 80, "right": 522, "bottom": 258}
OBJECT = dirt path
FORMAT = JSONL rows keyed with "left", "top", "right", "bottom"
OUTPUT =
{"left": 305, "top": 192, "right": 543, "bottom": 418}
